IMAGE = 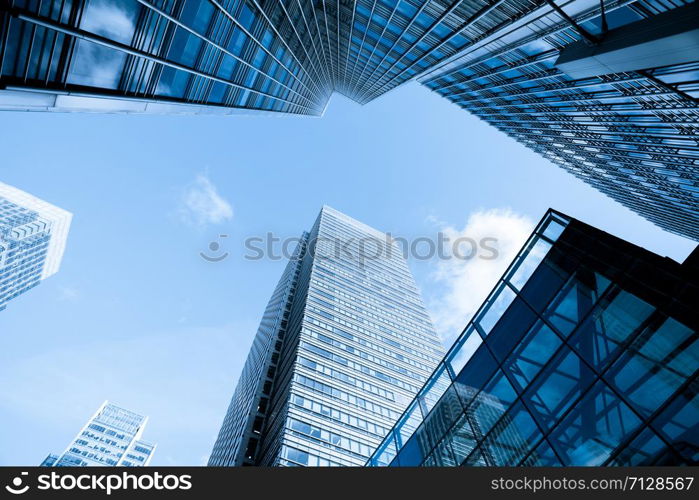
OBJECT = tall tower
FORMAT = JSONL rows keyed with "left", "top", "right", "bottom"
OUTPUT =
{"left": 209, "top": 206, "right": 444, "bottom": 466}
{"left": 0, "top": 182, "right": 72, "bottom": 312}
{"left": 41, "top": 401, "right": 156, "bottom": 467}
{"left": 419, "top": 0, "right": 699, "bottom": 240}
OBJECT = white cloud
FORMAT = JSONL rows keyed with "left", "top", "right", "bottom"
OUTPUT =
{"left": 428, "top": 208, "right": 535, "bottom": 346}
{"left": 81, "top": 0, "right": 136, "bottom": 43}
{"left": 179, "top": 174, "right": 233, "bottom": 227}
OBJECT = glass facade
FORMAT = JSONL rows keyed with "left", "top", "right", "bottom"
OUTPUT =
{"left": 368, "top": 209, "right": 698, "bottom": 467}
{"left": 2, "top": 1, "right": 697, "bottom": 239}
{"left": 1, "top": 0, "right": 491, "bottom": 114}
{"left": 41, "top": 401, "right": 156, "bottom": 467}
{"left": 419, "top": 0, "right": 699, "bottom": 241}
{"left": 208, "top": 206, "right": 444, "bottom": 466}
{"left": 0, "top": 182, "right": 72, "bottom": 312}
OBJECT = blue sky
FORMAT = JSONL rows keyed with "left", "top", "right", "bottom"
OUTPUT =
{"left": 0, "top": 82, "right": 694, "bottom": 466}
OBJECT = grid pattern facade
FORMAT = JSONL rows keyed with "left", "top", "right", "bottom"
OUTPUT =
{"left": 368, "top": 210, "right": 698, "bottom": 467}
{"left": 419, "top": 0, "right": 699, "bottom": 241}
{"left": 0, "top": 0, "right": 506, "bottom": 114}
{"left": 0, "top": 182, "right": 71, "bottom": 312}
{"left": 209, "top": 206, "right": 444, "bottom": 466}
{"left": 43, "top": 401, "right": 156, "bottom": 467}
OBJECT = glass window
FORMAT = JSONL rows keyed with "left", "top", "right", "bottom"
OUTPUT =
{"left": 606, "top": 317, "right": 695, "bottom": 417}
{"left": 480, "top": 402, "right": 543, "bottom": 466}
{"left": 522, "top": 439, "right": 562, "bottom": 466}
{"left": 542, "top": 270, "right": 603, "bottom": 337}
{"left": 651, "top": 380, "right": 699, "bottom": 464}
{"left": 502, "top": 320, "right": 562, "bottom": 393}
{"left": 507, "top": 237, "right": 553, "bottom": 291}
{"left": 569, "top": 289, "right": 655, "bottom": 370}
{"left": 395, "top": 402, "right": 422, "bottom": 447}
{"left": 453, "top": 345, "right": 498, "bottom": 408}
{"left": 420, "top": 365, "right": 452, "bottom": 414}
{"left": 550, "top": 382, "right": 642, "bottom": 465}
{"left": 519, "top": 251, "right": 574, "bottom": 313}
{"left": 415, "top": 386, "right": 463, "bottom": 459}
{"left": 608, "top": 427, "right": 673, "bottom": 465}
{"left": 373, "top": 434, "right": 397, "bottom": 466}
{"left": 446, "top": 415, "right": 477, "bottom": 465}
{"left": 476, "top": 282, "right": 516, "bottom": 336}
{"left": 523, "top": 347, "right": 595, "bottom": 431}
{"left": 485, "top": 297, "right": 537, "bottom": 362}
{"left": 447, "top": 327, "right": 482, "bottom": 375}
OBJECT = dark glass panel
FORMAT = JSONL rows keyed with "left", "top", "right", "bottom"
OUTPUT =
{"left": 550, "top": 382, "right": 642, "bottom": 465}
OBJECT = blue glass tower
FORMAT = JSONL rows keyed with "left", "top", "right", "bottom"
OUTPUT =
{"left": 368, "top": 209, "right": 698, "bottom": 467}
{"left": 209, "top": 206, "right": 444, "bottom": 466}
{"left": 0, "top": 182, "right": 71, "bottom": 312}
{"left": 419, "top": 0, "right": 699, "bottom": 241}
{"left": 0, "top": 0, "right": 482, "bottom": 114}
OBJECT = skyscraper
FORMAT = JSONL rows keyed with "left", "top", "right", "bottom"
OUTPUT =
{"left": 419, "top": 0, "right": 699, "bottom": 241}
{"left": 0, "top": 0, "right": 480, "bottom": 114}
{"left": 1, "top": 1, "right": 696, "bottom": 236}
{"left": 0, "top": 182, "right": 71, "bottom": 312}
{"left": 367, "top": 209, "right": 698, "bottom": 467}
{"left": 41, "top": 401, "right": 156, "bottom": 467}
{"left": 208, "top": 206, "right": 444, "bottom": 466}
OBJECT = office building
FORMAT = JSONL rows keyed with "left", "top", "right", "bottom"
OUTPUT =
{"left": 41, "top": 401, "right": 156, "bottom": 467}
{"left": 1, "top": 0, "right": 696, "bottom": 236}
{"left": 1, "top": 0, "right": 483, "bottom": 114}
{"left": 0, "top": 182, "right": 71, "bottom": 312}
{"left": 209, "top": 206, "right": 444, "bottom": 466}
{"left": 367, "top": 209, "right": 698, "bottom": 466}
{"left": 420, "top": 0, "right": 699, "bottom": 240}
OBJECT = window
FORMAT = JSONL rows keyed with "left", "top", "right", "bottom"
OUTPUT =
{"left": 549, "top": 382, "right": 642, "bottom": 466}
{"left": 522, "top": 347, "right": 595, "bottom": 431}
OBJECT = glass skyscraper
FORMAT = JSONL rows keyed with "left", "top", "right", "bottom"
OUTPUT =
{"left": 419, "top": 0, "right": 699, "bottom": 241}
{"left": 41, "top": 401, "right": 156, "bottom": 467}
{"left": 367, "top": 209, "right": 698, "bottom": 467}
{"left": 2, "top": 1, "right": 696, "bottom": 241}
{"left": 0, "top": 181, "right": 71, "bottom": 312}
{"left": 0, "top": 0, "right": 485, "bottom": 114}
{"left": 208, "top": 206, "right": 444, "bottom": 466}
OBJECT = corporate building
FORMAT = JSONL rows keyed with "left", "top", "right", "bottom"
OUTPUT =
{"left": 41, "top": 401, "right": 156, "bottom": 467}
{"left": 1, "top": 1, "right": 696, "bottom": 242}
{"left": 367, "top": 209, "right": 698, "bottom": 467}
{"left": 208, "top": 206, "right": 444, "bottom": 466}
{"left": 0, "top": 182, "right": 71, "bottom": 312}
{"left": 0, "top": 0, "right": 483, "bottom": 114}
{"left": 419, "top": 0, "right": 699, "bottom": 240}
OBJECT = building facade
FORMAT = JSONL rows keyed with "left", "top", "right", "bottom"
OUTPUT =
{"left": 419, "top": 0, "right": 699, "bottom": 241}
{"left": 41, "top": 401, "right": 156, "bottom": 467}
{"left": 1, "top": 1, "right": 697, "bottom": 240}
{"left": 367, "top": 209, "right": 698, "bottom": 467}
{"left": 0, "top": 182, "right": 71, "bottom": 312}
{"left": 209, "top": 206, "right": 444, "bottom": 466}
{"left": 0, "top": 0, "right": 488, "bottom": 114}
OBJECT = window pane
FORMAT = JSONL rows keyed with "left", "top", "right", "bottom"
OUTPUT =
{"left": 523, "top": 347, "right": 596, "bottom": 431}
{"left": 480, "top": 402, "right": 543, "bottom": 465}
{"left": 447, "top": 327, "right": 482, "bottom": 375}
{"left": 550, "top": 382, "right": 642, "bottom": 465}
{"left": 476, "top": 283, "right": 516, "bottom": 336}
{"left": 502, "top": 320, "right": 562, "bottom": 393}
{"left": 608, "top": 427, "right": 674, "bottom": 465}
{"left": 651, "top": 380, "right": 699, "bottom": 464}
{"left": 569, "top": 289, "right": 655, "bottom": 370}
